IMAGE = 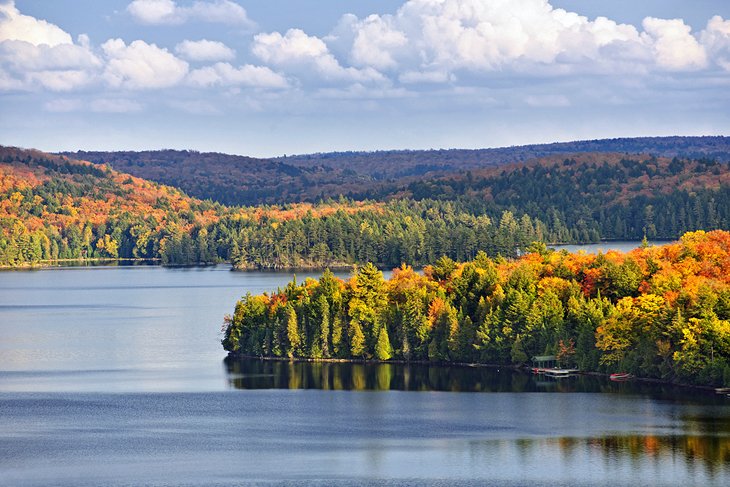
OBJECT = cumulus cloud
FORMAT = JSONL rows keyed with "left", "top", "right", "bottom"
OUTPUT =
{"left": 332, "top": 14, "right": 408, "bottom": 71}
{"left": 0, "top": 2, "right": 101, "bottom": 92}
{"left": 642, "top": 17, "right": 707, "bottom": 70}
{"left": 101, "top": 39, "right": 189, "bottom": 89}
{"left": 127, "top": 0, "right": 253, "bottom": 26}
{"left": 326, "top": 0, "right": 651, "bottom": 76}
{"left": 175, "top": 39, "right": 235, "bottom": 61}
{"left": 3, "top": 0, "right": 730, "bottom": 106}
{"left": 252, "top": 28, "right": 385, "bottom": 84}
{"left": 187, "top": 62, "right": 288, "bottom": 88}
{"left": 0, "top": 40, "right": 100, "bottom": 72}
{"left": 0, "top": 0, "right": 72, "bottom": 46}
{"left": 701, "top": 15, "right": 730, "bottom": 71}
{"left": 321, "top": 0, "right": 730, "bottom": 80}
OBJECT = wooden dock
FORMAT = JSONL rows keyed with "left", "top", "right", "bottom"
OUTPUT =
{"left": 531, "top": 367, "right": 580, "bottom": 378}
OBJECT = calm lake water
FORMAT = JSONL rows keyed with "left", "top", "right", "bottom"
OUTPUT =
{"left": 1, "top": 264, "right": 729, "bottom": 486}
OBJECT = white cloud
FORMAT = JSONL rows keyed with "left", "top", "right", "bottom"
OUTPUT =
{"left": 327, "top": 0, "right": 650, "bottom": 75}
{"left": 101, "top": 38, "right": 189, "bottom": 89}
{"left": 323, "top": 0, "right": 728, "bottom": 79}
{"left": 127, "top": 0, "right": 177, "bottom": 24}
{"left": 127, "top": 0, "right": 253, "bottom": 26}
{"left": 0, "top": 40, "right": 100, "bottom": 71}
{"left": 175, "top": 39, "right": 235, "bottom": 62}
{"left": 0, "top": 39, "right": 101, "bottom": 91}
{"left": 0, "top": 0, "right": 72, "bottom": 46}
{"left": 701, "top": 16, "right": 730, "bottom": 71}
{"left": 0, "top": 2, "right": 103, "bottom": 91}
{"left": 187, "top": 62, "right": 288, "bottom": 88}
{"left": 642, "top": 17, "right": 707, "bottom": 71}
{"left": 26, "top": 69, "right": 95, "bottom": 91}
{"left": 344, "top": 14, "right": 408, "bottom": 70}
{"left": 252, "top": 28, "right": 385, "bottom": 84}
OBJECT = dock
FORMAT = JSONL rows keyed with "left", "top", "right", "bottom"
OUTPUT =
{"left": 531, "top": 367, "right": 580, "bottom": 378}
{"left": 531, "top": 355, "right": 579, "bottom": 378}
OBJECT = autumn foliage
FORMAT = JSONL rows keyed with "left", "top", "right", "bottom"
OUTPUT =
{"left": 224, "top": 231, "right": 730, "bottom": 387}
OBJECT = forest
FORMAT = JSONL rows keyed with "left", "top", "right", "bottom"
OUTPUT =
{"left": 223, "top": 230, "right": 730, "bottom": 387}
{"left": 64, "top": 136, "right": 730, "bottom": 206}
{"left": 3, "top": 145, "right": 730, "bottom": 268}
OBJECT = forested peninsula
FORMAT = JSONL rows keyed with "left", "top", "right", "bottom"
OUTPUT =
{"left": 223, "top": 231, "right": 730, "bottom": 387}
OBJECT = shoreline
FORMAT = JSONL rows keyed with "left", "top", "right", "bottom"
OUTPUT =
{"left": 226, "top": 352, "right": 723, "bottom": 394}
{"left": 0, "top": 257, "right": 161, "bottom": 270}
{"left": 2, "top": 239, "right": 670, "bottom": 271}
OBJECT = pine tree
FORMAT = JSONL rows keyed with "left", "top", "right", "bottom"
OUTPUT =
{"left": 375, "top": 325, "right": 393, "bottom": 361}
{"left": 350, "top": 320, "right": 366, "bottom": 358}
{"left": 317, "top": 295, "right": 330, "bottom": 358}
{"left": 332, "top": 314, "right": 343, "bottom": 357}
{"left": 286, "top": 305, "right": 301, "bottom": 358}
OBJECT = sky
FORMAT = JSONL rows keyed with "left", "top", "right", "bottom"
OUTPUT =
{"left": 0, "top": 0, "right": 729, "bottom": 157}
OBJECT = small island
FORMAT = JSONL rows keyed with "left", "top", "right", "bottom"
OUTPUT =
{"left": 224, "top": 230, "right": 730, "bottom": 388}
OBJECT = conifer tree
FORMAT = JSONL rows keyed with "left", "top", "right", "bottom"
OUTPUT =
{"left": 286, "top": 305, "right": 301, "bottom": 358}
{"left": 375, "top": 325, "right": 393, "bottom": 361}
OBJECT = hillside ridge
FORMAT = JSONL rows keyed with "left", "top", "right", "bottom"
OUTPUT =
{"left": 60, "top": 136, "right": 730, "bottom": 206}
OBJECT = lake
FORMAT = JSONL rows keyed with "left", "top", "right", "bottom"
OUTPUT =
{"left": 1, "top": 265, "right": 729, "bottom": 486}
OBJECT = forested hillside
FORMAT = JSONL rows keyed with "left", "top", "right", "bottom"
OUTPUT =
{"left": 3, "top": 145, "right": 730, "bottom": 269}
{"left": 0, "top": 146, "right": 381, "bottom": 266}
{"left": 223, "top": 231, "right": 730, "bottom": 387}
{"left": 400, "top": 153, "right": 730, "bottom": 241}
{"left": 63, "top": 136, "right": 730, "bottom": 206}
{"left": 0, "top": 146, "right": 555, "bottom": 267}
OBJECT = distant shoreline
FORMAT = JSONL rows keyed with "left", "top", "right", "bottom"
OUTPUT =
{"left": 0, "top": 239, "right": 667, "bottom": 271}
{"left": 0, "top": 258, "right": 160, "bottom": 270}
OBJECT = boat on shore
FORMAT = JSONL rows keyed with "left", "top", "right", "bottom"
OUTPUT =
{"left": 610, "top": 372, "right": 634, "bottom": 381}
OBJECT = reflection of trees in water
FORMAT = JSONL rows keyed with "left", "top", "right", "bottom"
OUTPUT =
{"left": 225, "top": 358, "right": 527, "bottom": 392}
{"left": 224, "top": 358, "right": 730, "bottom": 476}
{"left": 473, "top": 435, "right": 730, "bottom": 476}
{"left": 583, "top": 435, "right": 730, "bottom": 472}
{"left": 225, "top": 358, "right": 724, "bottom": 399}
{"left": 225, "top": 358, "right": 725, "bottom": 402}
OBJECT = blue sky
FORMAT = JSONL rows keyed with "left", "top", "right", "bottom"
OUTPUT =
{"left": 1, "top": 0, "right": 729, "bottom": 157}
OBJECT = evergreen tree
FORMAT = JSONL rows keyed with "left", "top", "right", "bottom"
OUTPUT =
{"left": 375, "top": 325, "right": 393, "bottom": 361}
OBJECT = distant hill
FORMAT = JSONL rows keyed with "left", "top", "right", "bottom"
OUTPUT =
{"left": 62, "top": 136, "right": 730, "bottom": 206}
{"left": 278, "top": 135, "right": 730, "bottom": 177}
{"left": 61, "top": 149, "right": 369, "bottom": 206}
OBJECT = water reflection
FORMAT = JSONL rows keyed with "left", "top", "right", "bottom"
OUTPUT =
{"left": 224, "top": 357, "right": 724, "bottom": 400}
{"left": 224, "top": 357, "right": 730, "bottom": 474}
